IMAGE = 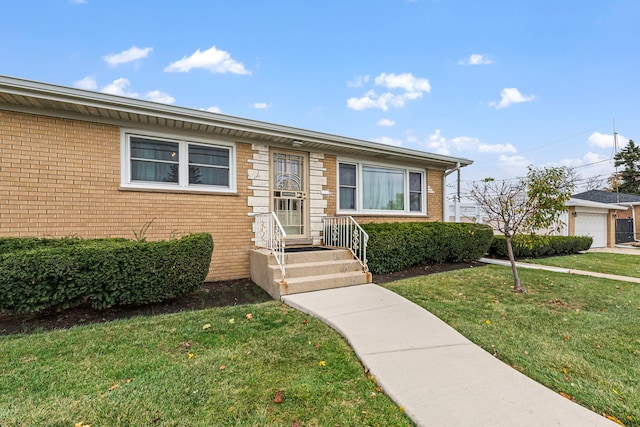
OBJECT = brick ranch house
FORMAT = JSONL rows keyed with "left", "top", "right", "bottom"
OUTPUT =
{"left": 0, "top": 75, "right": 472, "bottom": 283}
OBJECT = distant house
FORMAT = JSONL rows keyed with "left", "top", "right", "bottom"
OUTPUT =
{"left": 448, "top": 194, "right": 627, "bottom": 249}
{"left": 572, "top": 190, "right": 640, "bottom": 244}
{"left": 0, "top": 75, "right": 472, "bottom": 283}
{"left": 447, "top": 199, "right": 483, "bottom": 224}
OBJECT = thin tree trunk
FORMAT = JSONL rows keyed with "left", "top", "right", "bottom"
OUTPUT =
{"left": 505, "top": 235, "right": 524, "bottom": 293}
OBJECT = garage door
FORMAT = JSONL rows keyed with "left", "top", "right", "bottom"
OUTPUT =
{"left": 575, "top": 213, "right": 607, "bottom": 248}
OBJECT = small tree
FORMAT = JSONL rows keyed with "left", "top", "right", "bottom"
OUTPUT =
{"left": 612, "top": 139, "right": 640, "bottom": 194}
{"left": 470, "top": 166, "right": 575, "bottom": 292}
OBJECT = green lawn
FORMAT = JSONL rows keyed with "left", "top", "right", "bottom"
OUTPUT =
{"left": 383, "top": 265, "right": 639, "bottom": 426}
{"left": 0, "top": 302, "right": 412, "bottom": 427}
{"left": 525, "top": 252, "right": 640, "bottom": 278}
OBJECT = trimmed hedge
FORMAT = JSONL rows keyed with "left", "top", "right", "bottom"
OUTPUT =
{"left": 487, "top": 235, "right": 593, "bottom": 259}
{"left": 361, "top": 222, "right": 494, "bottom": 274}
{"left": 0, "top": 233, "right": 214, "bottom": 313}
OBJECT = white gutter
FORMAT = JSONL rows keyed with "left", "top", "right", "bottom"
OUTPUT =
{"left": 566, "top": 198, "right": 628, "bottom": 210}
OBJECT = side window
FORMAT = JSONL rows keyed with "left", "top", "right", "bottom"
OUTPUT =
{"left": 188, "top": 144, "right": 230, "bottom": 187}
{"left": 123, "top": 133, "right": 235, "bottom": 193}
{"left": 130, "top": 137, "right": 179, "bottom": 184}
{"left": 339, "top": 163, "right": 357, "bottom": 210}
{"left": 409, "top": 172, "right": 422, "bottom": 212}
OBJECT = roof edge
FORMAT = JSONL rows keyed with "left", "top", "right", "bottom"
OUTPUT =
{"left": 566, "top": 198, "right": 629, "bottom": 210}
{"left": 0, "top": 75, "right": 473, "bottom": 168}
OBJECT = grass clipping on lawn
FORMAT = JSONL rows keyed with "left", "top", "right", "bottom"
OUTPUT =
{"left": 383, "top": 265, "right": 639, "bottom": 427}
{"left": 0, "top": 302, "right": 412, "bottom": 426}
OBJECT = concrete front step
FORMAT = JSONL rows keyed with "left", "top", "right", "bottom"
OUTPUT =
{"left": 250, "top": 247, "right": 371, "bottom": 299}
{"left": 281, "top": 271, "right": 370, "bottom": 295}
{"left": 277, "top": 259, "right": 363, "bottom": 279}
{"left": 280, "top": 248, "right": 355, "bottom": 264}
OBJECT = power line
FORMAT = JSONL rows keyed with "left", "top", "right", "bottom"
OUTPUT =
{"left": 517, "top": 123, "right": 611, "bottom": 155}
{"left": 455, "top": 157, "right": 615, "bottom": 186}
{"left": 469, "top": 122, "right": 611, "bottom": 167}
{"left": 570, "top": 157, "right": 613, "bottom": 170}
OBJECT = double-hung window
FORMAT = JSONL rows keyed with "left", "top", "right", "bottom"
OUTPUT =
{"left": 338, "top": 161, "right": 425, "bottom": 214}
{"left": 338, "top": 163, "right": 357, "bottom": 210}
{"left": 122, "top": 132, "right": 235, "bottom": 193}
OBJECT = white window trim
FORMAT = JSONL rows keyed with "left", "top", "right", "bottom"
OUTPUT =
{"left": 337, "top": 158, "right": 427, "bottom": 216}
{"left": 120, "top": 129, "right": 237, "bottom": 193}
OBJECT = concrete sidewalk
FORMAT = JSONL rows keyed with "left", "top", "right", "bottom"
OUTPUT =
{"left": 480, "top": 257, "right": 640, "bottom": 283}
{"left": 283, "top": 284, "right": 616, "bottom": 427}
{"left": 589, "top": 246, "right": 640, "bottom": 256}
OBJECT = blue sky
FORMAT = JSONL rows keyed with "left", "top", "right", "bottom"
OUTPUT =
{"left": 3, "top": 0, "right": 639, "bottom": 195}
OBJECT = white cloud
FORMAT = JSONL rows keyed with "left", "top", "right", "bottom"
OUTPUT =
{"left": 584, "top": 151, "right": 607, "bottom": 164}
{"left": 145, "top": 90, "right": 175, "bottom": 104}
{"left": 205, "top": 106, "right": 222, "bottom": 113}
{"left": 374, "top": 72, "right": 431, "bottom": 93}
{"left": 543, "top": 152, "right": 610, "bottom": 169}
{"left": 165, "top": 45, "right": 251, "bottom": 75}
{"left": 497, "top": 154, "right": 530, "bottom": 177}
{"left": 424, "top": 129, "right": 450, "bottom": 155}
{"left": 253, "top": 102, "right": 270, "bottom": 109}
{"left": 588, "top": 131, "right": 629, "bottom": 149}
{"left": 76, "top": 77, "right": 173, "bottom": 104}
{"left": 347, "top": 90, "right": 411, "bottom": 111}
{"left": 588, "top": 132, "right": 612, "bottom": 148}
{"left": 490, "top": 88, "right": 536, "bottom": 109}
{"left": 347, "top": 75, "right": 370, "bottom": 87}
{"left": 347, "top": 72, "right": 430, "bottom": 111}
{"left": 74, "top": 76, "right": 97, "bottom": 90}
{"left": 104, "top": 46, "right": 153, "bottom": 66}
{"left": 377, "top": 118, "right": 395, "bottom": 126}
{"left": 450, "top": 136, "right": 481, "bottom": 151}
{"left": 371, "top": 136, "right": 403, "bottom": 147}
{"left": 478, "top": 143, "right": 517, "bottom": 153}
{"left": 101, "top": 78, "right": 139, "bottom": 98}
{"left": 412, "top": 130, "right": 499, "bottom": 155}
{"left": 459, "top": 54, "right": 492, "bottom": 65}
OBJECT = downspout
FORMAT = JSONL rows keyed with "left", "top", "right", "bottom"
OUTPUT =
{"left": 633, "top": 204, "right": 638, "bottom": 242}
{"left": 443, "top": 162, "right": 461, "bottom": 222}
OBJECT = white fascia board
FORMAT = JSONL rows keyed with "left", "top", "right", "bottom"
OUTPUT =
{"left": 566, "top": 198, "right": 629, "bottom": 210}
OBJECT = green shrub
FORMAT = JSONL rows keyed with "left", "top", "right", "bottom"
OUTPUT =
{"left": 488, "top": 235, "right": 593, "bottom": 259}
{"left": 361, "top": 222, "right": 494, "bottom": 274}
{"left": 0, "top": 234, "right": 213, "bottom": 314}
{"left": 0, "top": 236, "right": 131, "bottom": 253}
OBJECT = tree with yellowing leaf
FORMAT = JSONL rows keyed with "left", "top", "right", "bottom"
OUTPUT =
{"left": 470, "top": 166, "right": 575, "bottom": 293}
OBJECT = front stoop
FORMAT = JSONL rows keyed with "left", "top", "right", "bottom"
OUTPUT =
{"left": 250, "top": 248, "right": 372, "bottom": 300}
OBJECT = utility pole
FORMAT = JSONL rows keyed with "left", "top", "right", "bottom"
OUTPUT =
{"left": 613, "top": 119, "right": 620, "bottom": 203}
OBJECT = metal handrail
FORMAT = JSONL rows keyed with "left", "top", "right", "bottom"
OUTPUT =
{"left": 254, "top": 212, "right": 287, "bottom": 283}
{"left": 322, "top": 216, "right": 369, "bottom": 272}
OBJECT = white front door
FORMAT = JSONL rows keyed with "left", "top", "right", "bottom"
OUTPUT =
{"left": 272, "top": 151, "right": 307, "bottom": 238}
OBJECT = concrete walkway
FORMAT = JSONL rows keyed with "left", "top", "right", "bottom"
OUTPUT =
{"left": 283, "top": 284, "right": 617, "bottom": 427}
{"left": 589, "top": 246, "right": 640, "bottom": 256}
{"left": 480, "top": 254, "right": 640, "bottom": 284}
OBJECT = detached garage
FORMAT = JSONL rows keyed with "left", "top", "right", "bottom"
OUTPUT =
{"left": 566, "top": 198, "right": 628, "bottom": 248}
{"left": 574, "top": 212, "right": 607, "bottom": 248}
